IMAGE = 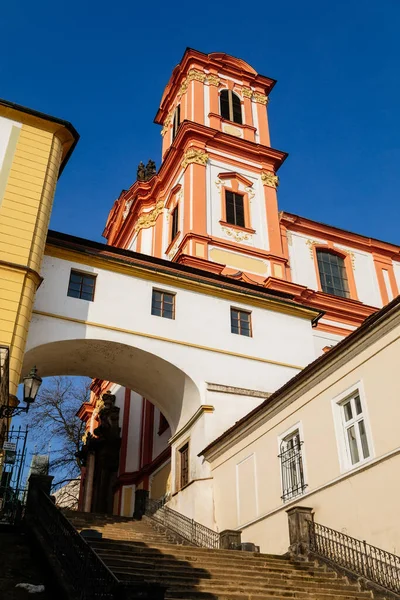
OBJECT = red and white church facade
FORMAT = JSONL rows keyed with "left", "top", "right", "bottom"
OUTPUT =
{"left": 77, "top": 49, "right": 400, "bottom": 518}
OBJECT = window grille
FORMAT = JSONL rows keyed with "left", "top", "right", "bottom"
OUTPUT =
{"left": 151, "top": 290, "right": 175, "bottom": 319}
{"left": 279, "top": 431, "right": 307, "bottom": 501}
{"left": 230, "top": 308, "right": 252, "bottom": 337}
{"left": 220, "top": 90, "right": 242, "bottom": 124}
{"left": 316, "top": 250, "right": 350, "bottom": 298}
{"left": 67, "top": 270, "right": 96, "bottom": 301}
{"left": 225, "top": 191, "right": 245, "bottom": 228}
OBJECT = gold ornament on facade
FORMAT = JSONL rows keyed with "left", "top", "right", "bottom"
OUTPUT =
{"left": 161, "top": 110, "right": 174, "bottom": 137}
{"left": 306, "top": 239, "right": 321, "bottom": 258}
{"left": 135, "top": 200, "right": 164, "bottom": 233}
{"left": 181, "top": 149, "right": 209, "bottom": 170}
{"left": 187, "top": 68, "right": 206, "bottom": 83}
{"left": 81, "top": 430, "right": 89, "bottom": 445}
{"left": 222, "top": 226, "right": 252, "bottom": 243}
{"left": 207, "top": 74, "right": 220, "bottom": 87}
{"left": 261, "top": 172, "right": 279, "bottom": 188}
{"left": 177, "top": 78, "right": 188, "bottom": 98}
{"left": 252, "top": 92, "right": 269, "bottom": 105}
{"left": 242, "top": 87, "right": 253, "bottom": 99}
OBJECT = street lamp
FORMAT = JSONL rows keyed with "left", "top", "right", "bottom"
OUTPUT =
{"left": 0, "top": 366, "right": 42, "bottom": 419}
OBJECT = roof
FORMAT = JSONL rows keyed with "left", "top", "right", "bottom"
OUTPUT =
{"left": 200, "top": 293, "right": 400, "bottom": 457}
{"left": 45, "top": 229, "right": 322, "bottom": 323}
{"left": 0, "top": 98, "right": 79, "bottom": 175}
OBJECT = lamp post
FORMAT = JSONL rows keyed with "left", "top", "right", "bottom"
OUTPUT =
{"left": 0, "top": 366, "right": 42, "bottom": 419}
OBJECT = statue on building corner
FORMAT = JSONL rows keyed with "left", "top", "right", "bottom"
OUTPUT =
{"left": 145, "top": 159, "right": 157, "bottom": 180}
{"left": 137, "top": 161, "right": 146, "bottom": 181}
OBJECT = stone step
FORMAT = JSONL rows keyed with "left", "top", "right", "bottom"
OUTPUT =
{"left": 164, "top": 590, "right": 372, "bottom": 600}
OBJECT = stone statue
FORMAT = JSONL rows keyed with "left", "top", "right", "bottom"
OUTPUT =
{"left": 145, "top": 159, "right": 157, "bottom": 180}
{"left": 137, "top": 161, "right": 146, "bottom": 181}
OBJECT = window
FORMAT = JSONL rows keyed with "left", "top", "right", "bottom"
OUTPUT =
{"left": 231, "top": 308, "right": 252, "bottom": 337}
{"left": 172, "top": 105, "right": 181, "bottom": 139}
{"left": 279, "top": 429, "right": 307, "bottom": 501}
{"left": 220, "top": 90, "right": 242, "bottom": 124}
{"left": 340, "top": 392, "right": 371, "bottom": 467}
{"left": 67, "top": 270, "right": 96, "bottom": 301}
{"left": 151, "top": 289, "right": 175, "bottom": 319}
{"left": 179, "top": 443, "right": 189, "bottom": 488}
{"left": 225, "top": 191, "right": 245, "bottom": 228}
{"left": 158, "top": 413, "right": 169, "bottom": 436}
{"left": 171, "top": 205, "right": 179, "bottom": 241}
{"left": 316, "top": 250, "right": 350, "bottom": 298}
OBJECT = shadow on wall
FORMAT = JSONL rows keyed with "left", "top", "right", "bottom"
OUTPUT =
{"left": 22, "top": 339, "right": 201, "bottom": 433}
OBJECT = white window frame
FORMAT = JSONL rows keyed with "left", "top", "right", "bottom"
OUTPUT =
{"left": 278, "top": 422, "right": 307, "bottom": 502}
{"left": 331, "top": 381, "right": 374, "bottom": 473}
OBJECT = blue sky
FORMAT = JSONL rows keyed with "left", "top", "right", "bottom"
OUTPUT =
{"left": 2, "top": 1, "right": 400, "bottom": 245}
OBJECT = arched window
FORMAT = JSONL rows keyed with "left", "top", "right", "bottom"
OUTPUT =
{"left": 172, "top": 105, "right": 181, "bottom": 139}
{"left": 316, "top": 250, "right": 350, "bottom": 298}
{"left": 220, "top": 90, "right": 242, "bottom": 124}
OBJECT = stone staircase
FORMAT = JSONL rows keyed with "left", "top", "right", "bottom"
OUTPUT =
{"left": 65, "top": 511, "right": 376, "bottom": 600}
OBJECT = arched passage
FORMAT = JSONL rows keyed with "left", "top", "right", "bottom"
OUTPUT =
{"left": 22, "top": 339, "right": 201, "bottom": 434}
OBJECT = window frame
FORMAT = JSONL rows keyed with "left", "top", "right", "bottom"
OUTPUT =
{"left": 278, "top": 422, "right": 307, "bottom": 502}
{"left": 170, "top": 204, "right": 179, "bottom": 243}
{"left": 230, "top": 307, "right": 252, "bottom": 337}
{"left": 178, "top": 441, "right": 189, "bottom": 489}
{"left": 151, "top": 288, "right": 176, "bottom": 320}
{"left": 220, "top": 89, "right": 243, "bottom": 125}
{"left": 315, "top": 248, "right": 351, "bottom": 299}
{"left": 172, "top": 105, "right": 181, "bottom": 140}
{"left": 67, "top": 269, "right": 97, "bottom": 302}
{"left": 225, "top": 190, "right": 246, "bottom": 228}
{"left": 332, "top": 382, "right": 374, "bottom": 474}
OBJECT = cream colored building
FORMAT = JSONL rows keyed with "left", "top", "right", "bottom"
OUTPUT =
{"left": 201, "top": 295, "right": 400, "bottom": 556}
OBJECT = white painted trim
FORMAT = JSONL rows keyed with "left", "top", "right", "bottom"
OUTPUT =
{"left": 383, "top": 270, "right": 394, "bottom": 301}
{"left": 319, "top": 317, "right": 356, "bottom": 330}
{"left": 209, "top": 148, "right": 262, "bottom": 169}
{"left": 331, "top": 380, "right": 375, "bottom": 474}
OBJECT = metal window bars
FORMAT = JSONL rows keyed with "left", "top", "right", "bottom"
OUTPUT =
{"left": 278, "top": 438, "right": 307, "bottom": 501}
{"left": 308, "top": 520, "right": 400, "bottom": 595}
{"left": 146, "top": 497, "right": 221, "bottom": 549}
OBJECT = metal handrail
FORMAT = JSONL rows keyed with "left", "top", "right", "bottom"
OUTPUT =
{"left": 146, "top": 497, "right": 220, "bottom": 549}
{"left": 308, "top": 520, "right": 400, "bottom": 595}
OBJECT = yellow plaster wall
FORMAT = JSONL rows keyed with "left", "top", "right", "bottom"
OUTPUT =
{"left": 0, "top": 120, "right": 64, "bottom": 393}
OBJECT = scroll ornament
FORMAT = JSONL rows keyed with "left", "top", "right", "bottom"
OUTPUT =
{"left": 135, "top": 200, "right": 164, "bottom": 232}
{"left": 261, "top": 172, "right": 279, "bottom": 188}
{"left": 181, "top": 149, "right": 209, "bottom": 170}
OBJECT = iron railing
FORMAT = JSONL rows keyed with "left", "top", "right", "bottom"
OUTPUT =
{"left": 32, "top": 488, "right": 119, "bottom": 600}
{"left": 308, "top": 520, "right": 400, "bottom": 595}
{"left": 278, "top": 439, "right": 307, "bottom": 501}
{"left": 0, "top": 346, "right": 9, "bottom": 444}
{"left": 146, "top": 498, "right": 220, "bottom": 549}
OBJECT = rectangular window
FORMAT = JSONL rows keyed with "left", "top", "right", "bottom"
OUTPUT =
{"left": 151, "top": 289, "right": 175, "bottom": 319}
{"left": 158, "top": 413, "right": 169, "bottom": 436}
{"left": 225, "top": 191, "right": 245, "bottom": 228}
{"left": 171, "top": 205, "right": 179, "bottom": 241}
{"left": 279, "top": 429, "right": 307, "bottom": 501}
{"left": 179, "top": 443, "right": 189, "bottom": 489}
{"left": 172, "top": 105, "right": 181, "bottom": 139}
{"left": 67, "top": 270, "right": 96, "bottom": 301}
{"left": 230, "top": 308, "right": 252, "bottom": 337}
{"left": 340, "top": 392, "right": 371, "bottom": 467}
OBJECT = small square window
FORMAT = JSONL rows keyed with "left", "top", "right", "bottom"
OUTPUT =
{"left": 230, "top": 308, "right": 252, "bottom": 336}
{"left": 67, "top": 270, "right": 96, "bottom": 302}
{"left": 151, "top": 289, "right": 175, "bottom": 319}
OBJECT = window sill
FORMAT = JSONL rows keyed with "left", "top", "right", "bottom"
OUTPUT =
{"left": 219, "top": 221, "right": 255, "bottom": 234}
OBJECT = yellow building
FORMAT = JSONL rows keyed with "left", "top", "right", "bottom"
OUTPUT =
{"left": 0, "top": 98, "right": 78, "bottom": 438}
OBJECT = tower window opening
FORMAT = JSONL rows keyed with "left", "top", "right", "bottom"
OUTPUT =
{"left": 172, "top": 105, "right": 181, "bottom": 139}
{"left": 225, "top": 190, "right": 245, "bottom": 228}
{"left": 220, "top": 90, "right": 242, "bottom": 125}
{"left": 316, "top": 250, "right": 350, "bottom": 298}
{"left": 171, "top": 204, "right": 179, "bottom": 241}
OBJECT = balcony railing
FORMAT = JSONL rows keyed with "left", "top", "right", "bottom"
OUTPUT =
{"left": 308, "top": 520, "right": 400, "bottom": 596}
{"left": 146, "top": 497, "right": 221, "bottom": 549}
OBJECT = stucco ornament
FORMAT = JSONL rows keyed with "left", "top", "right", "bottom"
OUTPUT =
{"left": 252, "top": 92, "right": 269, "bottom": 105}
{"left": 306, "top": 239, "right": 323, "bottom": 258}
{"left": 181, "top": 149, "right": 209, "bottom": 170}
{"left": 177, "top": 78, "right": 189, "bottom": 98}
{"left": 187, "top": 68, "right": 206, "bottom": 83}
{"left": 207, "top": 74, "right": 221, "bottom": 86}
{"left": 261, "top": 172, "right": 279, "bottom": 188}
{"left": 222, "top": 226, "right": 252, "bottom": 243}
{"left": 244, "top": 185, "right": 255, "bottom": 200}
{"left": 161, "top": 110, "right": 174, "bottom": 137}
{"left": 242, "top": 87, "right": 253, "bottom": 98}
{"left": 122, "top": 198, "right": 133, "bottom": 220}
{"left": 167, "top": 237, "right": 181, "bottom": 260}
{"left": 135, "top": 200, "right": 164, "bottom": 232}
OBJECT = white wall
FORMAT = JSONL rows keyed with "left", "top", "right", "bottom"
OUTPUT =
{"left": 152, "top": 406, "right": 171, "bottom": 460}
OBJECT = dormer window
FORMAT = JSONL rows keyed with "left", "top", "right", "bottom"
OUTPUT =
{"left": 172, "top": 105, "right": 181, "bottom": 139}
{"left": 220, "top": 90, "right": 242, "bottom": 125}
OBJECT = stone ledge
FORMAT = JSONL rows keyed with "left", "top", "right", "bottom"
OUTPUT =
{"left": 207, "top": 382, "right": 271, "bottom": 398}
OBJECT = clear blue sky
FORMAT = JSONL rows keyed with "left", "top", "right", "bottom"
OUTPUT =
{"left": 2, "top": 1, "right": 400, "bottom": 245}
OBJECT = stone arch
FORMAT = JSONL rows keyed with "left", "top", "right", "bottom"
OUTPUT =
{"left": 22, "top": 339, "right": 201, "bottom": 434}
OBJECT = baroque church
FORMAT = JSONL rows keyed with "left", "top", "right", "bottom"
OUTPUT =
{"left": 74, "top": 48, "right": 400, "bottom": 526}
